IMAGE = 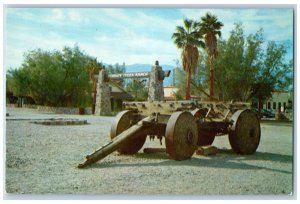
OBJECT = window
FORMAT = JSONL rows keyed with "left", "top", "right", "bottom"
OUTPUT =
{"left": 284, "top": 102, "right": 287, "bottom": 109}
{"left": 273, "top": 102, "right": 276, "bottom": 109}
{"left": 268, "top": 102, "right": 271, "bottom": 109}
{"left": 278, "top": 102, "right": 281, "bottom": 111}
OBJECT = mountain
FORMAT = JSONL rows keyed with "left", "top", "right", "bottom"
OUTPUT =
{"left": 125, "top": 63, "right": 176, "bottom": 86}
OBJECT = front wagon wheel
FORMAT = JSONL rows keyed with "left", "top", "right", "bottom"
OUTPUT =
{"left": 110, "top": 110, "right": 146, "bottom": 154}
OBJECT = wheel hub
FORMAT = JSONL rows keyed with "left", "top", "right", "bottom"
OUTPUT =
{"left": 186, "top": 130, "right": 194, "bottom": 144}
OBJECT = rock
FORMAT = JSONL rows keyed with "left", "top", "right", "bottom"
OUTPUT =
{"left": 196, "top": 145, "right": 219, "bottom": 156}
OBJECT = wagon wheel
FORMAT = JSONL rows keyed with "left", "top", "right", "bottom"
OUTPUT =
{"left": 228, "top": 109, "right": 261, "bottom": 154}
{"left": 165, "top": 111, "right": 198, "bottom": 160}
{"left": 191, "top": 108, "right": 215, "bottom": 146}
{"left": 110, "top": 110, "right": 147, "bottom": 154}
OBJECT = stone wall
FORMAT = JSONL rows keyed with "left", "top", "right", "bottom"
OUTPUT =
{"left": 6, "top": 104, "right": 92, "bottom": 115}
{"left": 37, "top": 106, "right": 93, "bottom": 115}
{"left": 94, "top": 69, "right": 112, "bottom": 116}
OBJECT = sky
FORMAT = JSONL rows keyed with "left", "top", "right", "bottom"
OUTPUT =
{"left": 4, "top": 7, "right": 294, "bottom": 69}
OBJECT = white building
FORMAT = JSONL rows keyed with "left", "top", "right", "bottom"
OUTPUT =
{"left": 263, "top": 91, "right": 290, "bottom": 112}
{"left": 164, "top": 86, "right": 179, "bottom": 101}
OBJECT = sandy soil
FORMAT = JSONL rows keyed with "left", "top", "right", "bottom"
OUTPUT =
{"left": 4, "top": 107, "right": 294, "bottom": 197}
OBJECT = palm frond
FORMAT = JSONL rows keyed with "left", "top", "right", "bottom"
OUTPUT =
{"left": 176, "top": 26, "right": 186, "bottom": 34}
{"left": 183, "top": 19, "right": 193, "bottom": 31}
{"left": 215, "top": 31, "right": 222, "bottom": 37}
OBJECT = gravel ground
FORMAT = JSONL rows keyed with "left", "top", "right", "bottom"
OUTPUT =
{"left": 4, "top": 107, "right": 294, "bottom": 197}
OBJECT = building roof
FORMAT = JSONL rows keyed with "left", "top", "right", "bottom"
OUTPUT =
{"left": 110, "top": 92, "right": 133, "bottom": 100}
{"left": 109, "top": 81, "right": 133, "bottom": 100}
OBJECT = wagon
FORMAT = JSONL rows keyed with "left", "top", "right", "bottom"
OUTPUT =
{"left": 78, "top": 100, "right": 260, "bottom": 168}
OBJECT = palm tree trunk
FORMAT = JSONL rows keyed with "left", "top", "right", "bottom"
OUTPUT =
{"left": 209, "top": 55, "right": 214, "bottom": 101}
{"left": 258, "top": 97, "right": 262, "bottom": 121}
{"left": 186, "top": 69, "right": 191, "bottom": 100}
{"left": 92, "top": 80, "right": 97, "bottom": 114}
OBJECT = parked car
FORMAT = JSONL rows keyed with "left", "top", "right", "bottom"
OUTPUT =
{"left": 252, "top": 108, "right": 275, "bottom": 118}
{"left": 261, "top": 109, "right": 275, "bottom": 118}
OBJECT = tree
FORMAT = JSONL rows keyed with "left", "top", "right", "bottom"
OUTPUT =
{"left": 249, "top": 41, "right": 293, "bottom": 115}
{"left": 198, "top": 13, "right": 223, "bottom": 100}
{"left": 85, "top": 58, "right": 103, "bottom": 113}
{"left": 172, "top": 19, "right": 205, "bottom": 100}
{"left": 52, "top": 46, "right": 92, "bottom": 107}
{"left": 213, "top": 23, "right": 264, "bottom": 101}
{"left": 173, "top": 23, "right": 292, "bottom": 108}
{"left": 7, "top": 68, "right": 30, "bottom": 98}
{"left": 126, "top": 79, "right": 148, "bottom": 101}
{"left": 7, "top": 45, "right": 94, "bottom": 107}
{"left": 106, "top": 63, "right": 126, "bottom": 75}
{"left": 173, "top": 52, "right": 210, "bottom": 100}
{"left": 248, "top": 81, "right": 273, "bottom": 112}
{"left": 106, "top": 63, "right": 126, "bottom": 87}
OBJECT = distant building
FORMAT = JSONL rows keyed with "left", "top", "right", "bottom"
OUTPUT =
{"left": 164, "top": 86, "right": 179, "bottom": 101}
{"left": 263, "top": 91, "right": 290, "bottom": 112}
{"left": 109, "top": 82, "right": 133, "bottom": 111}
{"left": 163, "top": 86, "right": 205, "bottom": 101}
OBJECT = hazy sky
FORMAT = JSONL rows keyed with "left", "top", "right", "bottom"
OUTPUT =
{"left": 5, "top": 7, "right": 294, "bottom": 69}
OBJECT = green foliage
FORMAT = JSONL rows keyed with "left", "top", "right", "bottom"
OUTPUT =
{"left": 249, "top": 41, "right": 293, "bottom": 105}
{"left": 85, "top": 57, "right": 103, "bottom": 80}
{"left": 198, "top": 12, "right": 224, "bottom": 59}
{"left": 172, "top": 14, "right": 223, "bottom": 99}
{"left": 106, "top": 63, "right": 126, "bottom": 75}
{"left": 214, "top": 23, "right": 250, "bottom": 101}
{"left": 172, "top": 18, "right": 206, "bottom": 99}
{"left": 213, "top": 23, "right": 292, "bottom": 102}
{"left": 106, "top": 63, "right": 126, "bottom": 87}
{"left": 7, "top": 68, "right": 30, "bottom": 97}
{"left": 172, "top": 19, "right": 205, "bottom": 49}
{"left": 125, "top": 79, "right": 148, "bottom": 101}
{"left": 7, "top": 45, "right": 94, "bottom": 107}
{"left": 174, "top": 52, "right": 210, "bottom": 100}
{"left": 173, "top": 68, "right": 186, "bottom": 99}
{"left": 174, "top": 23, "right": 293, "bottom": 103}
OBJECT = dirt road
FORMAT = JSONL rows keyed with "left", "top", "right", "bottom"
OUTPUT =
{"left": 5, "top": 108, "right": 294, "bottom": 197}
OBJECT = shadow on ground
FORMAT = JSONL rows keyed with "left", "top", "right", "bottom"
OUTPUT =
{"left": 87, "top": 149, "right": 292, "bottom": 174}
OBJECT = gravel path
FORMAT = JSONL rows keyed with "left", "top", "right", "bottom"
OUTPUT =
{"left": 5, "top": 108, "right": 294, "bottom": 197}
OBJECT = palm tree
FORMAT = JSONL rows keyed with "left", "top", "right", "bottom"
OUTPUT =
{"left": 198, "top": 13, "right": 223, "bottom": 100}
{"left": 172, "top": 19, "right": 205, "bottom": 100}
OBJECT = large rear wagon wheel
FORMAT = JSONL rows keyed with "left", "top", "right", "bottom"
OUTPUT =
{"left": 165, "top": 111, "right": 198, "bottom": 160}
{"left": 228, "top": 109, "right": 261, "bottom": 154}
{"left": 110, "top": 110, "right": 147, "bottom": 155}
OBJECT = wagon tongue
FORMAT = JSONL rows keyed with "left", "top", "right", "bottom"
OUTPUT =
{"left": 78, "top": 116, "right": 154, "bottom": 168}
